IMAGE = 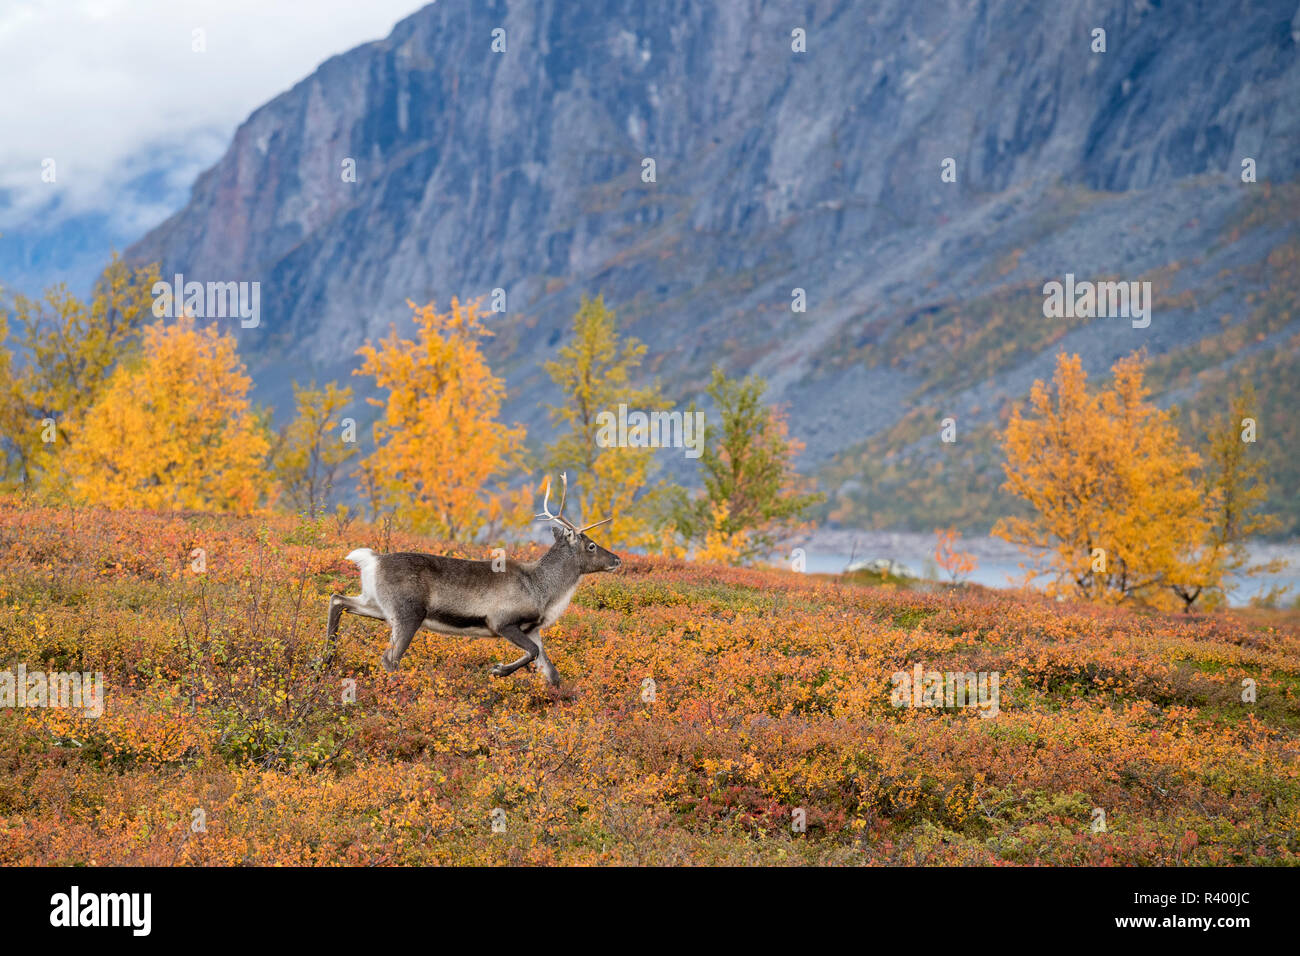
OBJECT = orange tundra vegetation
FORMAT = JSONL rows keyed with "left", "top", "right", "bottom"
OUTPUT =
{"left": 0, "top": 499, "right": 1297, "bottom": 865}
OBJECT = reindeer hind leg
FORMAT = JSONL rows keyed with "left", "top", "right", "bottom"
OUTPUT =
{"left": 327, "top": 593, "right": 350, "bottom": 642}
{"left": 380, "top": 603, "right": 425, "bottom": 672}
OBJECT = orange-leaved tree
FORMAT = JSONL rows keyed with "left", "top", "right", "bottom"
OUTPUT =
{"left": 65, "top": 314, "right": 271, "bottom": 511}
{"left": 354, "top": 297, "right": 530, "bottom": 541}
{"left": 934, "top": 527, "right": 977, "bottom": 583}
{"left": 994, "top": 351, "right": 1209, "bottom": 607}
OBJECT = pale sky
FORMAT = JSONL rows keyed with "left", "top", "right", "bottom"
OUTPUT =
{"left": 0, "top": 0, "right": 428, "bottom": 230}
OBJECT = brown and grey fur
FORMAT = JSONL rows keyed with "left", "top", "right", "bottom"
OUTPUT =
{"left": 328, "top": 525, "right": 620, "bottom": 684}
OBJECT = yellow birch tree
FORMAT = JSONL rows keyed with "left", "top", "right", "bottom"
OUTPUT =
{"left": 272, "top": 381, "right": 357, "bottom": 517}
{"left": 2, "top": 255, "right": 161, "bottom": 486}
{"left": 354, "top": 297, "right": 530, "bottom": 540}
{"left": 65, "top": 315, "right": 270, "bottom": 511}
{"left": 994, "top": 352, "right": 1209, "bottom": 606}
{"left": 544, "top": 294, "right": 668, "bottom": 549}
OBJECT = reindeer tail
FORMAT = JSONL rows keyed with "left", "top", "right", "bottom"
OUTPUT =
{"left": 345, "top": 548, "right": 378, "bottom": 569}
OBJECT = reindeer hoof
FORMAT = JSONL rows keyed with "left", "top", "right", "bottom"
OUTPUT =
{"left": 381, "top": 654, "right": 398, "bottom": 673}
{"left": 488, "top": 663, "right": 507, "bottom": 677}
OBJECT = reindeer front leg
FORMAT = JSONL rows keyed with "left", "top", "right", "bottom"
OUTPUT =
{"left": 489, "top": 623, "right": 539, "bottom": 678}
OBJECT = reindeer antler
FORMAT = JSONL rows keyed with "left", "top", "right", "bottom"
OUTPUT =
{"left": 536, "top": 472, "right": 612, "bottom": 535}
{"left": 536, "top": 472, "right": 578, "bottom": 532}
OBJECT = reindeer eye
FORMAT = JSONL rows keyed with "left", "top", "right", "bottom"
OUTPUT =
{"left": 587, "top": 542, "right": 596, "bottom": 553}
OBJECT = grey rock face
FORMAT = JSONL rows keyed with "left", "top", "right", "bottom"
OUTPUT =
{"left": 127, "top": 0, "right": 1300, "bottom": 515}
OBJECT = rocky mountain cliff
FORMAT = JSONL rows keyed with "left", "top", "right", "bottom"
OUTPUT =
{"left": 128, "top": 0, "right": 1300, "bottom": 533}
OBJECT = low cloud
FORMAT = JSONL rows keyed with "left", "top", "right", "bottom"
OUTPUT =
{"left": 0, "top": 0, "right": 425, "bottom": 230}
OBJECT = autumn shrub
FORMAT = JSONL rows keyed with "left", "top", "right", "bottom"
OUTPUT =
{"left": 0, "top": 496, "right": 1296, "bottom": 865}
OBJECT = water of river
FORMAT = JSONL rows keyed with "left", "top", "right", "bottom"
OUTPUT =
{"left": 791, "top": 533, "right": 1300, "bottom": 608}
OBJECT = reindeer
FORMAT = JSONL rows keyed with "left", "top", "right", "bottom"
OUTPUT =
{"left": 327, "top": 474, "right": 621, "bottom": 684}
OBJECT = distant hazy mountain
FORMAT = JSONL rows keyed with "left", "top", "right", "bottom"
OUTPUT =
{"left": 2, "top": 140, "right": 222, "bottom": 298}
{"left": 127, "top": 0, "right": 1300, "bottom": 534}
{"left": 0, "top": 207, "right": 131, "bottom": 299}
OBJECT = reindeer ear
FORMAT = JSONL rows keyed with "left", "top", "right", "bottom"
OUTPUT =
{"left": 552, "top": 526, "right": 567, "bottom": 543}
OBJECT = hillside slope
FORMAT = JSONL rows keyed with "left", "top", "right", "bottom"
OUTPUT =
{"left": 1, "top": 501, "right": 1298, "bottom": 864}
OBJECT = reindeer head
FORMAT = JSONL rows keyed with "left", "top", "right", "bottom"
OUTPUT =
{"left": 537, "top": 473, "right": 622, "bottom": 573}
